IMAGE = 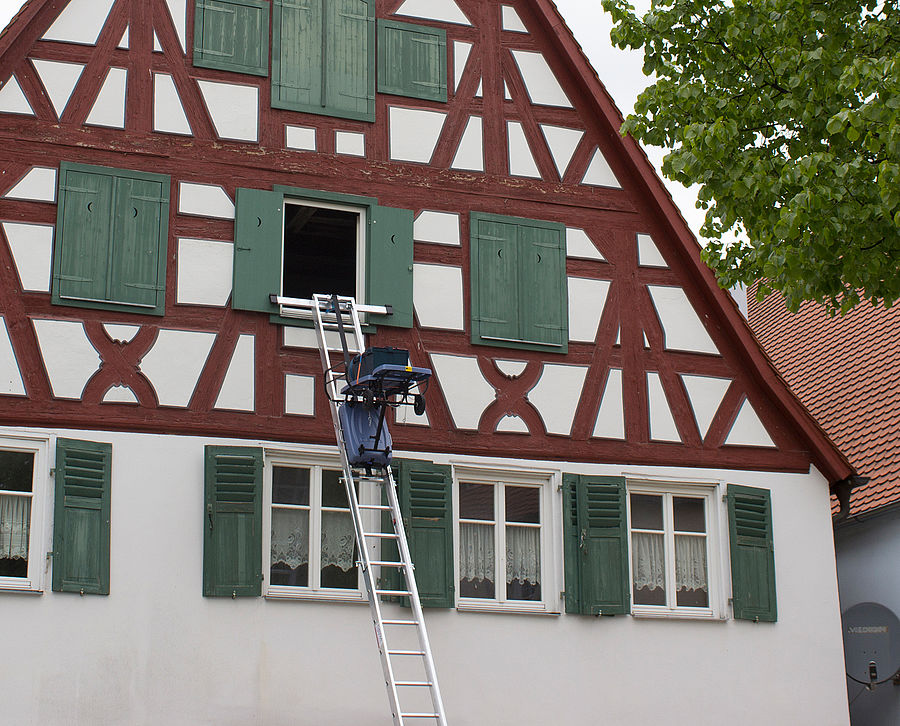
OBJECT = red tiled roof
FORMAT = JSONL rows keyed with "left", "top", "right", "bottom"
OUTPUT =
{"left": 747, "top": 285, "right": 900, "bottom": 516}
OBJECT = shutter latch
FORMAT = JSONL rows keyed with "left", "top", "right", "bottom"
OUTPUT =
{"left": 207, "top": 504, "right": 214, "bottom": 531}
{"left": 232, "top": 590, "right": 236, "bottom": 599}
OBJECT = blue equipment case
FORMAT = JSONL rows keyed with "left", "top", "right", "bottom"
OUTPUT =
{"left": 339, "top": 400, "right": 393, "bottom": 468}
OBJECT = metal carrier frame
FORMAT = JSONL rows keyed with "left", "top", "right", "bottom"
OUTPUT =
{"left": 275, "top": 293, "right": 448, "bottom": 726}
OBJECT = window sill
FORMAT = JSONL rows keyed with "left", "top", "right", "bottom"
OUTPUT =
{"left": 456, "top": 600, "right": 559, "bottom": 616}
{"left": 0, "top": 583, "right": 43, "bottom": 595}
{"left": 265, "top": 586, "right": 366, "bottom": 604}
{"left": 631, "top": 607, "right": 723, "bottom": 621}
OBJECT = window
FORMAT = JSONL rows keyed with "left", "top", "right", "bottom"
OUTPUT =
{"left": 266, "top": 463, "right": 364, "bottom": 600}
{"left": 272, "top": 0, "right": 376, "bottom": 122}
{"left": 627, "top": 484, "right": 718, "bottom": 617}
{"left": 193, "top": 0, "right": 270, "bottom": 76}
{"left": 0, "top": 436, "right": 48, "bottom": 592}
{"left": 377, "top": 20, "right": 447, "bottom": 102}
{"left": 53, "top": 162, "right": 169, "bottom": 316}
{"left": 454, "top": 469, "right": 553, "bottom": 612}
{"left": 470, "top": 212, "right": 568, "bottom": 353}
{"left": 232, "top": 186, "right": 414, "bottom": 328}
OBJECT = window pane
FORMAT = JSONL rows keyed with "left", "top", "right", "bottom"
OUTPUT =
{"left": 273, "top": 466, "right": 310, "bottom": 506}
{"left": 283, "top": 206, "right": 358, "bottom": 300}
{"left": 322, "top": 469, "right": 353, "bottom": 509}
{"left": 459, "top": 522, "right": 495, "bottom": 598}
{"left": 506, "top": 525, "right": 541, "bottom": 601}
{"left": 632, "top": 531, "right": 666, "bottom": 605}
{"left": 321, "top": 510, "right": 358, "bottom": 589}
{"left": 0, "top": 451, "right": 34, "bottom": 492}
{"left": 505, "top": 486, "right": 539, "bottom": 524}
{"left": 673, "top": 497, "right": 706, "bottom": 533}
{"left": 459, "top": 482, "right": 494, "bottom": 521}
{"left": 0, "top": 493, "right": 30, "bottom": 576}
{"left": 675, "top": 535, "right": 709, "bottom": 607}
{"left": 270, "top": 507, "right": 309, "bottom": 586}
{"left": 630, "top": 494, "right": 663, "bottom": 530}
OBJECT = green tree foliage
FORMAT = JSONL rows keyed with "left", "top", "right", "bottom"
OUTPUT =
{"left": 603, "top": 0, "right": 900, "bottom": 311}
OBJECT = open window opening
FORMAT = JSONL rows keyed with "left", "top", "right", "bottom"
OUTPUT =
{"left": 282, "top": 202, "right": 363, "bottom": 302}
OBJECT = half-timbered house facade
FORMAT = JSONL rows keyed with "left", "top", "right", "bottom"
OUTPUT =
{"left": 0, "top": 0, "right": 853, "bottom": 723}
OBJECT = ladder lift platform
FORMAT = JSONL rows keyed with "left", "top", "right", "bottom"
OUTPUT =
{"left": 271, "top": 293, "right": 449, "bottom": 726}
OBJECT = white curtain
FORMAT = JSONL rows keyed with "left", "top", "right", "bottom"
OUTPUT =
{"left": 320, "top": 511, "right": 356, "bottom": 572}
{"left": 675, "top": 535, "right": 708, "bottom": 592}
{"left": 459, "top": 522, "right": 494, "bottom": 582}
{"left": 506, "top": 526, "right": 540, "bottom": 584}
{"left": 632, "top": 532, "right": 665, "bottom": 590}
{"left": 0, "top": 494, "right": 30, "bottom": 560}
{"left": 270, "top": 508, "right": 309, "bottom": 569}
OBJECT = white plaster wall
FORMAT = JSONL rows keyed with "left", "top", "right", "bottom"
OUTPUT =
{"left": 0, "top": 426, "right": 849, "bottom": 726}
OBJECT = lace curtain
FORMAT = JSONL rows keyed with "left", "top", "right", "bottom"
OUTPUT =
{"left": 270, "top": 509, "right": 356, "bottom": 572}
{"left": 459, "top": 523, "right": 541, "bottom": 585}
{"left": 632, "top": 532, "right": 708, "bottom": 592}
{"left": 0, "top": 494, "right": 30, "bottom": 560}
{"left": 506, "top": 526, "right": 540, "bottom": 584}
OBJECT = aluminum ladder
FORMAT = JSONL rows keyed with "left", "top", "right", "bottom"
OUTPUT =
{"left": 307, "top": 293, "right": 448, "bottom": 726}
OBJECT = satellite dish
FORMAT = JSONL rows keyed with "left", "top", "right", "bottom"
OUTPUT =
{"left": 842, "top": 602, "right": 900, "bottom": 685}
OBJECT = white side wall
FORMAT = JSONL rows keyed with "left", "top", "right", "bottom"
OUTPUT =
{"left": 0, "top": 426, "right": 849, "bottom": 726}
{"left": 835, "top": 511, "right": 900, "bottom": 726}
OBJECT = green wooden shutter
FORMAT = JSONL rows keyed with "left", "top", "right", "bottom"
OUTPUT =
{"left": 394, "top": 459, "right": 454, "bottom": 607}
{"left": 233, "top": 187, "right": 283, "bottom": 314}
{"left": 562, "top": 474, "right": 628, "bottom": 615}
{"left": 728, "top": 484, "right": 777, "bottom": 622}
{"left": 203, "top": 446, "right": 263, "bottom": 597}
{"left": 471, "top": 214, "right": 519, "bottom": 343}
{"left": 324, "top": 0, "right": 375, "bottom": 121}
{"left": 52, "top": 438, "right": 112, "bottom": 595}
{"left": 53, "top": 166, "right": 114, "bottom": 304}
{"left": 193, "top": 0, "right": 270, "bottom": 76}
{"left": 519, "top": 222, "right": 567, "bottom": 349}
{"left": 377, "top": 19, "right": 447, "bottom": 102}
{"left": 109, "top": 175, "right": 169, "bottom": 312}
{"left": 272, "top": 0, "right": 322, "bottom": 112}
{"left": 367, "top": 204, "right": 414, "bottom": 328}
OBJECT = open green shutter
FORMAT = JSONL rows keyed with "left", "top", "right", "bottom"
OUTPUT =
{"left": 324, "top": 0, "right": 375, "bottom": 121}
{"left": 377, "top": 19, "right": 447, "bottom": 102}
{"left": 367, "top": 205, "right": 414, "bottom": 328}
{"left": 728, "top": 484, "right": 777, "bottom": 622}
{"left": 53, "top": 167, "right": 114, "bottom": 304}
{"left": 233, "top": 188, "right": 283, "bottom": 314}
{"left": 52, "top": 439, "right": 111, "bottom": 595}
{"left": 519, "top": 222, "right": 567, "bottom": 350}
{"left": 203, "top": 446, "right": 263, "bottom": 597}
{"left": 109, "top": 175, "right": 169, "bottom": 312}
{"left": 562, "top": 474, "right": 628, "bottom": 615}
{"left": 193, "top": 0, "right": 270, "bottom": 76}
{"left": 272, "top": 0, "right": 323, "bottom": 111}
{"left": 471, "top": 214, "right": 519, "bottom": 343}
{"left": 395, "top": 459, "right": 453, "bottom": 607}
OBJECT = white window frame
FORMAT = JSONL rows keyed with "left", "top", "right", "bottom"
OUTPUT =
{"left": 452, "top": 465, "right": 560, "bottom": 615}
{"left": 279, "top": 197, "right": 367, "bottom": 319}
{"left": 263, "top": 450, "right": 375, "bottom": 603}
{"left": 0, "top": 433, "right": 50, "bottom": 593}
{"left": 626, "top": 479, "right": 726, "bottom": 620}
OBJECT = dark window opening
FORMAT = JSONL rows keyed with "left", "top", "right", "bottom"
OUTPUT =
{"left": 282, "top": 204, "right": 358, "bottom": 300}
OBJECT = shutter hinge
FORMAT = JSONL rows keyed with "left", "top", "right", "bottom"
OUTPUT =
{"left": 46, "top": 551, "right": 54, "bottom": 560}
{"left": 559, "top": 590, "right": 565, "bottom": 600}
{"left": 722, "top": 493, "right": 728, "bottom": 503}
{"left": 49, "top": 468, "right": 55, "bottom": 477}
{"left": 557, "top": 482, "right": 564, "bottom": 492}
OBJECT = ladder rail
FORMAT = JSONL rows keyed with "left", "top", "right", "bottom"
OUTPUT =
{"left": 310, "top": 294, "right": 447, "bottom": 726}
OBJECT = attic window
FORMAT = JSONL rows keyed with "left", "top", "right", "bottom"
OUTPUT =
{"left": 282, "top": 202, "right": 361, "bottom": 301}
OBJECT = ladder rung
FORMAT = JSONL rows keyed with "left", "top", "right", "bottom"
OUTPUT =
{"left": 376, "top": 589, "right": 411, "bottom": 596}
{"left": 382, "top": 619, "right": 418, "bottom": 625}
{"left": 400, "top": 713, "right": 440, "bottom": 719}
{"left": 395, "top": 681, "right": 433, "bottom": 687}
{"left": 358, "top": 504, "right": 392, "bottom": 510}
{"left": 356, "top": 476, "right": 388, "bottom": 482}
{"left": 387, "top": 650, "right": 426, "bottom": 656}
{"left": 369, "top": 560, "right": 405, "bottom": 567}
{"left": 363, "top": 532, "right": 398, "bottom": 539}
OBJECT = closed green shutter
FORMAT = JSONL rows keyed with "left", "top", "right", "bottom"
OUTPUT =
{"left": 562, "top": 474, "right": 628, "bottom": 615}
{"left": 377, "top": 19, "right": 447, "bottom": 102}
{"left": 470, "top": 212, "right": 568, "bottom": 353}
{"left": 391, "top": 459, "right": 453, "bottom": 607}
{"left": 52, "top": 438, "right": 112, "bottom": 595}
{"left": 367, "top": 204, "right": 414, "bottom": 328}
{"left": 233, "top": 187, "right": 284, "bottom": 314}
{"left": 203, "top": 446, "right": 263, "bottom": 597}
{"left": 109, "top": 175, "right": 168, "bottom": 311}
{"left": 728, "top": 484, "right": 777, "bottom": 622}
{"left": 273, "top": 0, "right": 374, "bottom": 122}
{"left": 193, "top": 0, "right": 270, "bottom": 76}
{"left": 54, "top": 167, "right": 114, "bottom": 304}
